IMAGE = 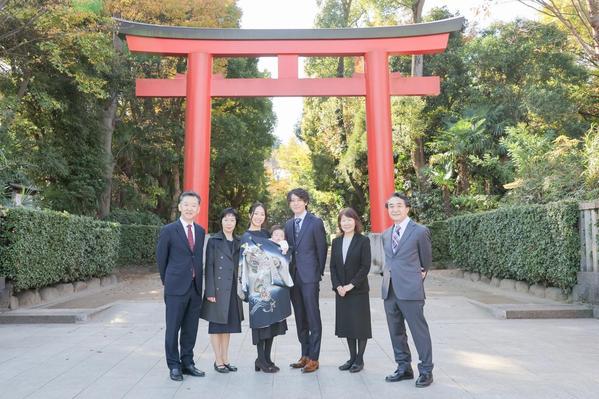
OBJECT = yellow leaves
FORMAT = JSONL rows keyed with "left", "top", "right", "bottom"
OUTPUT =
{"left": 106, "top": 0, "right": 241, "bottom": 28}
{"left": 503, "top": 179, "right": 524, "bottom": 190}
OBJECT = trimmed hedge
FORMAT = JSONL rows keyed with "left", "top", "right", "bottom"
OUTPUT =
{"left": 0, "top": 207, "right": 119, "bottom": 292}
{"left": 447, "top": 200, "right": 579, "bottom": 290}
{"left": 105, "top": 209, "right": 162, "bottom": 226}
{"left": 117, "top": 224, "right": 160, "bottom": 266}
{"left": 428, "top": 220, "right": 451, "bottom": 266}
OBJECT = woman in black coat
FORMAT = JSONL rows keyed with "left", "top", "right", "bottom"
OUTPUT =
{"left": 330, "top": 207, "right": 372, "bottom": 373}
{"left": 200, "top": 208, "right": 244, "bottom": 373}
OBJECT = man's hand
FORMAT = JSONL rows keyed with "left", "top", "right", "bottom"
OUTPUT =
{"left": 342, "top": 283, "right": 354, "bottom": 293}
{"left": 421, "top": 268, "right": 427, "bottom": 280}
{"left": 207, "top": 296, "right": 216, "bottom": 302}
{"left": 336, "top": 286, "right": 346, "bottom": 297}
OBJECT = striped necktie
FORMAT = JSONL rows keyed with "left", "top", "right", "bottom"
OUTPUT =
{"left": 392, "top": 225, "right": 401, "bottom": 254}
{"left": 294, "top": 218, "right": 301, "bottom": 240}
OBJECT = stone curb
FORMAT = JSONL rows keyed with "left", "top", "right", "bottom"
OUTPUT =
{"left": 6, "top": 274, "right": 119, "bottom": 311}
{"left": 435, "top": 269, "right": 571, "bottom": 302}
{"left": 467, "top": 299, "right": 593, "bottom": 319}
{"left": 0, "top": 303, "right": 114, "bottom": 324}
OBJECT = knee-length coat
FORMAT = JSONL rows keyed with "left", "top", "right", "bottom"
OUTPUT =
{"left": 200, "top": 231, "right": 244, "bottom": 324}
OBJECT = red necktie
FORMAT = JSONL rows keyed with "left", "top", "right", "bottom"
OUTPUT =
{"left": 187, "top": 224, "right": 195, "bottom": 279}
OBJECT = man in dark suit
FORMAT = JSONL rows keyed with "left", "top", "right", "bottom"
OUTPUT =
{"left": 156, "top": 191, "right": 206, "bottom": 381}
{"left": 381, "top": 192, "right": 434, "bottom": 387}
{"left": 284, "top": 188, "right": 327, "bottom": 373}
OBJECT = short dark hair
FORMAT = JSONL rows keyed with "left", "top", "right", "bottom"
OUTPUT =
{"left": 385, "top": 192, "right": 411, "bottom": 208}
{"left": 270, "top": 224, "right": 284, "bottom": 235}
{"left": 248, "top": 202, "right": 268, "bottom": 228}
{"left": 220, "top": 207, "right": 239, "bottom": 225}
{"left": 337, "top": 207, "right": 363, "bottom": 235}
{"left": 179, "top": 191, "right": 201, "bottom": 204}
{"left": 287, "top": 188, "right": 310, "bottom": 205}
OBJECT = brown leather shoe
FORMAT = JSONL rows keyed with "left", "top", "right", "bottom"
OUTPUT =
{"left": 290, "top": 356, "right": 309, "bottom": 369}
{"left": 301, "top": 359, "right": 319, "bottom": 373}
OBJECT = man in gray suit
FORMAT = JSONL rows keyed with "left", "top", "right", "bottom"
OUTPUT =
{"left": 381, "top": 192, "right": 433, "bottom": 387}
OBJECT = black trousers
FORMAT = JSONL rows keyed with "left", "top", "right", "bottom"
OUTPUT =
{"left": 164, "top": 282, "right": 202, "bottom": 370}
{"left": 290, "top": 279, "right": 322, "bottom": 360}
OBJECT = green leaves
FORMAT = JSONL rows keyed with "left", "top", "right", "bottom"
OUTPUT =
{"left": 117, "top": 224, "right": 160, "bottom": 266}
{"left": 447, "top": 200, "right": 579, "bottom": 290}
{"left": 0, "top": 207, "right": 120, "bottom": 292}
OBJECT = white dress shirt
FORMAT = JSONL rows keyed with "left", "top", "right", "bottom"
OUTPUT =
{"left": 393, "top": 217, "right": 411, "bottom": 241}
{"left": 179, "top": 217, "right": 195, "bottom": 243}
{"left": 294, "top": 210, "right": 308, "bottom": 231}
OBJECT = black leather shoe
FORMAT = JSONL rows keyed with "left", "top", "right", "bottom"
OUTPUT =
{"left": 214, "top": 362, "right": 229, "bottom": 373}
{"left": 255, "top": 359, "right": 277, "bottom": 373}
{"left": 338, "top": 360, "right": 353, "bottom": 371}
{"left": 385, "top": 368, "right": 414, "bottom": 382}
{"left": 415, "top": 373, "right": 433, "bottom": 387}
{"left": 170, "top": 368, "right": 183, "bottom": 381}
{"left": 224, "top": 363, "right": 237, "bottom": 372}
{"left": 267, "top": 361, "right": 280, "bottom": 372}
{"left": 349, "top": 363, "right": 364, "bottom": 373}
{"left": 182, "top": 365, "right": 205, "bottom": 377}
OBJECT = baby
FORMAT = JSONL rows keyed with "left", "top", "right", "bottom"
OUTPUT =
{"left": 269, "top": 224, "right": 289, "bottom": 255}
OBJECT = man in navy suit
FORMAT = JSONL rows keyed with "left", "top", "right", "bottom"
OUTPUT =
{"left": 284, "top": 188, "right": 327, "bottom": 373}
{"left": 156, "top": 191, "right": 206, "bottom": 381}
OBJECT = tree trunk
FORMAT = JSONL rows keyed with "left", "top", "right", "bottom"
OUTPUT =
{"left": 170, "top": 165, "right": 181, "bottom": 221}
{"left": 410, "top": 0, "right": 425, "bottom": 78}
{"left": 590, "top": 0, "right": 599, "bottom": 63}
{"left": 97, "top": 32, "right": 123, "bottom": 219}
{"left": 457, "top": 159, "right": 470, "bottom": 194}
{"left": 442, "top": 186, "right": 452, "bottom": 216}
{"left": 97, "top": 93, "right": 117, "bottom": 219}
{"left": 4, "top": 69, "right": 31, "bottom": 131}
{"left": 410, "top": 0, "right": 428, "bottom": 192}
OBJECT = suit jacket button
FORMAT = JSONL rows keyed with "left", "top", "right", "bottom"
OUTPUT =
{"left": 216, "top": 287, "right": 220, "bottom": 291}
{"left": 219, "top": 267, "right": 222, "bottom": 270}
{"left": 218, "top": 277, "right": 221, "bottom": 280}
{"left": 220, "top": 256, "right": 224, "bottom": 259}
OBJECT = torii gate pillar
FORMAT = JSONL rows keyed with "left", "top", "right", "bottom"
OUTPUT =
{"left": 185, "top": 52, "right": 212, "bottom": 220}
{"left": 365, "top": 50, "right": 395, "bottom": 230}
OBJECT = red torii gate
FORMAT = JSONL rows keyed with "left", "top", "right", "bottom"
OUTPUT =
{"left": 117, "top": 17, "right": 464, "bottom": 232}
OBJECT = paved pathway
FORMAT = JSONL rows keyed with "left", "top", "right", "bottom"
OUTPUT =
{"left": 1, "top": 271, "right": 599, "bottom": 399}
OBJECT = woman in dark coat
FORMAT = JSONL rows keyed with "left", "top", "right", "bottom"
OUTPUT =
{"left": 330, "top": 207, "right": 372, "bottom": 373}
{"left": 241, "top": 202, "right": 291, "bottom": 373}
{"left": 200, "top": 208, "right": 244, "bottom": 373}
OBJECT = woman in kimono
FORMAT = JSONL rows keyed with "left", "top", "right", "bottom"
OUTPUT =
{"left": 239, "top": 202, "right": 292, "bottom": 373}
{"left": 200, "top": 208, "right": 244, "bottom": 373}
{"left": 330, "top": 207, "right": 372, "bottom": 373}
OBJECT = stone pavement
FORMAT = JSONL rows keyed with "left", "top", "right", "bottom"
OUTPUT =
{"left": 1, "top": 271, "right": 599, "bottom": 399}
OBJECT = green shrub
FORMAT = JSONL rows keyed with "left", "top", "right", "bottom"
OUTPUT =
{"left": 105, "top": 209, "right": 162, "bottom": 225}
{"left": 428, "top": 220, "right": 451, "bottom": 267}
{"left": 447, "top": 200, "right": 579, "bottom": 289}
{"left": 117, "top": 224, "right": 160, "bottom": 266}
{"left": 0, "top": 207, "right": 119, "bottom": 292}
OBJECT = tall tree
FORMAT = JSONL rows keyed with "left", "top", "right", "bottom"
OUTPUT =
{"left": 0, "top": 0, "right": 119, "bottom": 214}
{"left": 516, "top": 0, "right": 599, "bottom": 67}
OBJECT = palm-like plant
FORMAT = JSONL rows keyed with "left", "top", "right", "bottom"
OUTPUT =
{"left": 428, "top": 115, "right": 493, "bottom": 194}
